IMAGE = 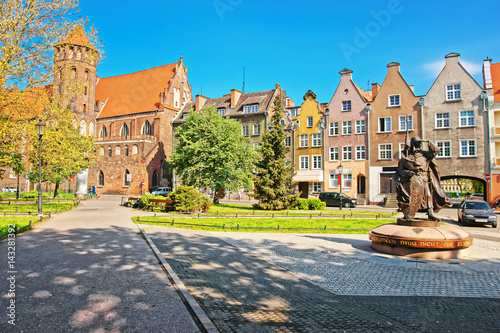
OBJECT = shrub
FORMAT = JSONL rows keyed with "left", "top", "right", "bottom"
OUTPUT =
{"left": 168, "top": 186, "right": 212, "bottom": 212}
{"left": 296, "top": 198, "right": 309, "bottom": 210}
{"left": 308, "top": 198, "right": 326, "bottom": 210}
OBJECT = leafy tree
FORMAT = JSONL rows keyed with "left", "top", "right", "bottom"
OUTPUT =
{"left": 0, "top": 0, "right": 103, "bottom": 176}
{"left": 253, "top": 97, "right": 298, "bottom": 210}
{"left": 169, "top": 106, "right": 258, "bottom": 204}
{"left": 27, "top": 101, "right": 98, "bottom": 198}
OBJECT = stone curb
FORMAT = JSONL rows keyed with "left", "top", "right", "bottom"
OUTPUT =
{"left": 137, "top": 224, "right": 219, "bottom": 333}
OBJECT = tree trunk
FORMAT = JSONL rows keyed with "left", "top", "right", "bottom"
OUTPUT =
{"left": 53, "top": 181, "right": 60, "bottom": 199}
{"left": 213, "top": 187, "right": 225, "bottom": 204}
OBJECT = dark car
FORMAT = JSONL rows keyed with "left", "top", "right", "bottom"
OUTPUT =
{"left": 318, "top": 192, "right": 357, "bottom": 208}
{"left": 458, "top": 200, "right": 497, "bottom": 228}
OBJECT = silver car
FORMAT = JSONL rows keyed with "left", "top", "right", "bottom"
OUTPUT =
{"left": 457, "top": 200, "right": 497, "bottom": 228}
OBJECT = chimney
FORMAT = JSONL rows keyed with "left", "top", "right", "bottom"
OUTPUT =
{"left": 445, "top": 52, "right": 460, "bottom": 66}
{"left": 339, "top": 68, "right": 353, "bottom": 79}
{"left": 195, "top": 95, "right": 207, "bottom": 112}
{"left": 231, "top": 89, "right": 242, "bottom": 108}
{"left": 371, "top": 83, "right": 381, "bottom": 98}
{"left": 387, "top": 62, "right": 400, "bottom": 73}
{"left": 286, "top": 97, "right": 295, "bottom": 108}
{"left": 483, "top": 58, "right": 493, "bottom": 90}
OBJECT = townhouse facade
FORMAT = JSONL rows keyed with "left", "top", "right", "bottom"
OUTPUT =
{"left": 292, "top": 91, "right": 326, "bottom": 197}
{"left": 423, "top": 53, "right": 488, "bottom": 193}
{"left": 368, "top": 62, "right": 422, "bottom": 204}
{"left": 483, "top": 58, "right": 500, "bottom": 205}
{"left": 326, "top": 69, "right": 371, "bottom": 204}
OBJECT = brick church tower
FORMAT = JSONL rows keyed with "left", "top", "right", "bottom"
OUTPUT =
{"left": 53, "top": 26, "right": 99, "bottom": 136}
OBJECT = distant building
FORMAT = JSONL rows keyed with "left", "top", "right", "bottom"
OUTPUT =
{"left": 174, "top": 84, "right": 287, "bottom": 191}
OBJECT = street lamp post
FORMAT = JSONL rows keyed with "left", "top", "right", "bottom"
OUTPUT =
{"left": 36, "top": 120, "right": 45, "bottom": 217}
{"left": 338, "top": 163, "right": 343, "bottom": 210}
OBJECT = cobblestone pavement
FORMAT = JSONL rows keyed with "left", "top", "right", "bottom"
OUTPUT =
{"left": 143, "top": 226, "right": 500, "bottom": 333}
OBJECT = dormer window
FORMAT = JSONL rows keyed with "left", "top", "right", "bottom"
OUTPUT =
{"left": 446, "top": 84, "right": 461, "bottom": 101}
{"left": 218, "top": 108, "right": 225, "bottom": 116}
{"left": 388, "top": 95, "right": 400, "bottom": 107}
{"left": 243, "top": 104, "right": 259, "bottom": 113}
{"left": 342, "top": 101, "right": 352, "bottom": 111}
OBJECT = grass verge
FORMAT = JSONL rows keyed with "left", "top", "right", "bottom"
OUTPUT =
{"left": 133, "top": 216, "right": 395, "bottom": 234}
{"left": 0, "top": 216, "right": 43, "bottom": 235}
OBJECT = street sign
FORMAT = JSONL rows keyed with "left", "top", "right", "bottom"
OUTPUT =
{"left": 485, "top": 174, "right": 491, "bottom": 181}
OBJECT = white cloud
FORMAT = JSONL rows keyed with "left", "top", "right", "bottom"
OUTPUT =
{"left": 422, "top": 58, "right": 482, "bottom": 78}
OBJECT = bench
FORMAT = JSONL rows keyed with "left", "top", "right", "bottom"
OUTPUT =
{"left": 145, "top": 199, "right": 174, "bottom": 212}
{"left": 124, "top": 197, "right": 140, "bottom": 207}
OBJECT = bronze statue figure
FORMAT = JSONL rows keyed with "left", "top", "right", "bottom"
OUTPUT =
{"left": 394, "top": 136, "right": 451, "bottom": 221}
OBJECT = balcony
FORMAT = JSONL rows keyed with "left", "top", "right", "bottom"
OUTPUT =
{"left": 95, "top": 134, "right": 157, "bottom": 143}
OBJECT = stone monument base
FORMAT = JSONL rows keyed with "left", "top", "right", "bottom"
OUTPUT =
{"left": 369, "top": 221, "right": 472, "bottom": 259}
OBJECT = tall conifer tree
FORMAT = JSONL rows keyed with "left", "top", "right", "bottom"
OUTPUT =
{"left": 253, "top": 96, "right": 298, "bottom": 210}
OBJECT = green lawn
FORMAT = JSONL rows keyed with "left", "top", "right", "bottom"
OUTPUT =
{"left": 0, "top": 202, "right": 77, "bottom": 213}
{"left": 134, "top": 216, "right": 395, "bottom": 234}
{"left": 0, "top": 216, "right": 42, "bottom": 235}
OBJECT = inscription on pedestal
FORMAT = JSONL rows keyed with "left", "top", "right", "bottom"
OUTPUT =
{"left": 370, "top": 234, "right": 473, "bottom": 249}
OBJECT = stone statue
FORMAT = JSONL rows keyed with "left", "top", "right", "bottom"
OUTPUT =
{"left": 394, "top": 136, "right": 451, "bottom": 221}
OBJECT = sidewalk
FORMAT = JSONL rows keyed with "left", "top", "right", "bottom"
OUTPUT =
{"left": 0, "top": 195, "right": 200, "bottom": 332}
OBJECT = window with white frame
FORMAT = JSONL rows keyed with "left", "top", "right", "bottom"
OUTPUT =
{"left": 329, "top": 122, "right": 339, "bottom": 136}
{"left": 436, "top": 113, "right": 450, "bottom": 128}
{"left": 436, "top": 140, "right": 451, "bottom": 157}
{"left": 251, "top": 104, "right": 258, "bottom": 113}
{"left": 388, "top": 94, "right": 400, "bottom": 107}
{"left": 459, "top": 110, "right": 475, "bottom": 127}
{"left": 312, "top": 182, "right": 322, "bottom": 192}
{"left": 312, "top": 155, "right": 322, "bottom": 169}
{"left": 378, "top": 117, "right": 391, "bottom": 132}
{"left": 218, "top": 108, "right": 225, "bottom": 116}
{"left": 329, "top": 147, "right": 339, "bottom": 161}
{"left": 307, "top": 116, "right": 313, "bottom": 127}
{"left": 355, "top": 120, "right": 365, "bottom": 134}
{"left": 242, "top": 125, "right": 249, "bottom": 136}
{"left": 446, "top": 84, "right": 461, "bottom": 101}
{"left": 311, "top": 133, "right": 322, "bottom": 147}
{"left": 290, "top": 108, "right": 299, "bottom": 117}
{"left": 399, "top": 115, "right": 413, "bottom": 131}
{"left": 342, "top": 146, "right": 352, "bottom": 160}
{"left": 342, "top": 101, "right": 352, "bottom": 111}
{"left": 299, "top": 134, "right": 309, "bottom": 147}
{"left": 253, "top": 124, "right": 261, "bottom": 136}
{"left": 253, "top": 143, "right": 260, "bottom": 148}
{"left": 460, "top": 139, "right": 476, "bottom": 157}
{"left": 329, "top": 174, "right": 339, "bottom": 188}
{"left": 379, "top": 144, "right": 392, "bottom": 160}
{"left": 342, "top": 121, "right": 352, "bottom": 135}
{"left": 399, "top": 142, "right": 406, "bottom": 159}
{"left": 299, "top": 155, "right": 309, "bottom": 169}
{"left": 342, "top": 173, "right": 352, "bottom": 188}
{"left": 243, "top": 105, "right": 250, "bottom": 113}
{"left": 355, "top": 146, "right": 366, "bottom": 160}
{"left": 285, "top": 136, "right": 291, "bottom": 147}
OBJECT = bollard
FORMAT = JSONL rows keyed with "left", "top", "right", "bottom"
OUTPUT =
{"left": 223, "top": 223, "right": 225, "bottom": 229}
{"left": 237, "top": 224, "right": 239, "bottom": 230}
{"left": 236, "top": 213, "right": 238, "bottom": 218}
{"left": 310, "top": 214, "right": 312, "bottom": 219}
{"left": 14, "top": 225, "right": 17, "bottom": 235}
{"left": 172, "top": 219, "right": 174, "bottom": 226}
{"left": 343, "top": 214, "right": 345, "bottom": 218}
{"left": 324, "top": 225, "right": 327, "bottom": 230}
{"left": 286, "top": 211, "right": 289, "bottom": 217}
{"left": 277, "top": 225, "right": 280, "bottom": 230}
{"left": 154, "top": 213, "right": 156, "bottom": 217}
{"left": 198, "top": 212, "right": 200, "bottom": 218}
{"left": 272, "top": 214, "right": 274, "bottom": 218}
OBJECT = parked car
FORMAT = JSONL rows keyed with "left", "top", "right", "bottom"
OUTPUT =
{"left": 469, "top": 193, "right": 485, "bottom": 200}
{"left": 151, "top": 187, "right": 172, "bottom": 196}
{"left": 457, "top": 200, "right": 497, "bottom": 228}
{"left": 318, "top": 192, "right": 357, "bottom": 208}
{"left": 2, "top": 186, "right": 17, "bottom": 193}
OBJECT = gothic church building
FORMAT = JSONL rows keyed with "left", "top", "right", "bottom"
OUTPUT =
{"left": 56, "top": 27, "right": 192, "bottom": 195}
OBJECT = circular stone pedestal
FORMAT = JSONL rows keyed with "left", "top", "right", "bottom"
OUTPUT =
{"left": 369, "top": 222, "right": 472, "bottom": 259}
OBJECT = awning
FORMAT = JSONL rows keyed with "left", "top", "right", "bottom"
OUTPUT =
{"left": 294, "top": 170, "right": 324, "bottom": 182}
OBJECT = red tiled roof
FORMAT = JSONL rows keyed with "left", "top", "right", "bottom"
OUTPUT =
{"left": 95, "top": 63, "right": 176, "bottom": 118}
{"left": 491, "top": 63, "right": 500, "bottom": 102}
{"left": 57, "top": 26, "right": 94, "bottom": 49}
{"left": 355, "top": 84, "right": 373, "bottom": 102}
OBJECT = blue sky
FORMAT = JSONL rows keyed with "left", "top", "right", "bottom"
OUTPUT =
{"left": 79, "top": 0, "right": 500, "bottom": 104}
